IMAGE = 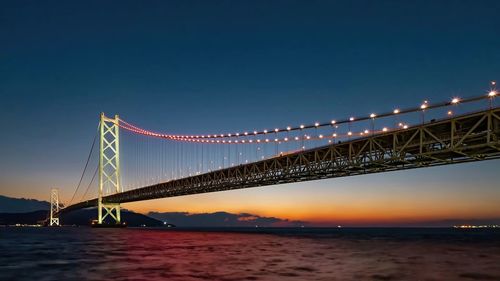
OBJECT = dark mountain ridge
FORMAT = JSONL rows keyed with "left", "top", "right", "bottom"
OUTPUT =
{"left": 0, "top": 195, "right": 50, "bottom": 213}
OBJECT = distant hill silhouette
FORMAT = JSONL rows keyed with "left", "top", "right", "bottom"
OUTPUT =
{"left": 0, "top": 208, "right": 164, "bottom": 227}
{"left": 148, "top": 211, "right": 308, "bottom": 227}
{"left": 61, "top": 208, "right": 164, "bottom": 227}
{"left": 0, "top": 210, "right": 48, "bottom": 225}
{"left": 0, "top": 195, "right": 50, "bottom": 213}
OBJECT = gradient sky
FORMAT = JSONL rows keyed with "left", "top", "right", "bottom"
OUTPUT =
{"left": 1, "top": 1, "right": 499, "bottom": 226}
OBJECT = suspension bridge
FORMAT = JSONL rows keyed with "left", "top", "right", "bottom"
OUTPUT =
{"left": 48, "top": 86, "right": 500, "bottom": 226}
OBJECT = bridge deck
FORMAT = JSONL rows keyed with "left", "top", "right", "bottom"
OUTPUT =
{"left": 63, "top": 107, "right": 500, "bottom": 213}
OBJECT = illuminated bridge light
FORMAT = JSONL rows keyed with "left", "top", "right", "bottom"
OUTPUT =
{"left": 370, "top": 113, "right": 376, "bottom": 118}
{"left": 275, "top": 128, "right": 279, "bottom": 132}
{"left": 314, "top": 122, "right": 320, "bottom": 127}
{"left": 300, "top": 125, "right": 305, "bottom": 129}
{"left": 348, "top": 131, "right": 352, "bottom": 136}
{"left": 287, "top": 126, "right": 291, "bottom": 130}
{"left": 489, "top": 91, "right": 497, "bottom": 97}
{"left": 349, "top": 117, "right": 355, "bottom": 121}
{"left": 451, "top": 97, "right": 460, "bottom": 104}
{"left": 382, "top": 127, "right": 388, "bottom": 132}
{"left": 331, "top": 120, "right": 336, "bottom": 124}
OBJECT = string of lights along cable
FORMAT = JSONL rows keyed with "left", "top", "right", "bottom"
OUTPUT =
{"left": 70, "top": 85, "right": 497, "bottom": 206}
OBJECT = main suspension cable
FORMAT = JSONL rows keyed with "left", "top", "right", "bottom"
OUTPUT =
{"left": 68, "top": 123, "right": 99, "bottom": 206}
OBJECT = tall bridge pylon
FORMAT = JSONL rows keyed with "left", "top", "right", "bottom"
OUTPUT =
{"left": 49, "top": 188, "right": 60, "bottom": 226}
{"left": 98, "top": 113, "right": 121, "bottom": 225}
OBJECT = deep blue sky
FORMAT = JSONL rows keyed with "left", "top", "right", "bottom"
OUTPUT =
{"left": 1, "top": 1, "right": 499, "bottom": 224}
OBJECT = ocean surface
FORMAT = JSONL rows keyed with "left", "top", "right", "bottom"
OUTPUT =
{"left": 1, "top": 227, "right": 500, "bottom": 281}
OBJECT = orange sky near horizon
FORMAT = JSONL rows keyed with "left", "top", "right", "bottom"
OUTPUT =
{"left": 1, "top": 160, "right": 499, "bottom": 226}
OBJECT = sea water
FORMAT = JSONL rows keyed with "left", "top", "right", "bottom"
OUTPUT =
{"left": 1, "top": 227, "right": 499, "bottom": 280}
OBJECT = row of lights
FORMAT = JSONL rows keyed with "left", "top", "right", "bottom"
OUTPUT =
{"left": 120, "top": 91, "right": 497, "bottom": 140}
{"left": 161, "top": 124, "right": 411, "bottom": 144}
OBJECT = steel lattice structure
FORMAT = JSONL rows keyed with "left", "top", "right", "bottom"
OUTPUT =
{"left": 97, "top": 114, "right": 121, "bottom": 224}
{"left": 62, "top": 107, "right": 500, "bottom": 213}
{"left": 49, "top": 188, "right": 60, "bottom": 226}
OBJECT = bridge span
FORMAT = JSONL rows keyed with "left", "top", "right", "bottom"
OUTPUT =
{"left": 62, "top": 107, "right": 500, "bottom": 215}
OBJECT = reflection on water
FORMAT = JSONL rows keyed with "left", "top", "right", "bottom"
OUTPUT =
{"left": 1, "top": 227, "right": 500, "bottom": 281}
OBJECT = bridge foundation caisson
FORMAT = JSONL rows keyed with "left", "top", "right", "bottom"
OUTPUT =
{"left": 96, "top": 113, "right": 124, "bottom": 226}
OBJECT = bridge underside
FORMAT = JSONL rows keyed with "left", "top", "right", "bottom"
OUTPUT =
{"left": 63, "top": 108, "right": 500, "bottom": 213}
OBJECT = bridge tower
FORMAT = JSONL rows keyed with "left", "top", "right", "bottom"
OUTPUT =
{"left": 49, "top": 188, "right": 60, "bottom": 226}
{"left": 98, "top": 113, "right": 122, "bottom": 225}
